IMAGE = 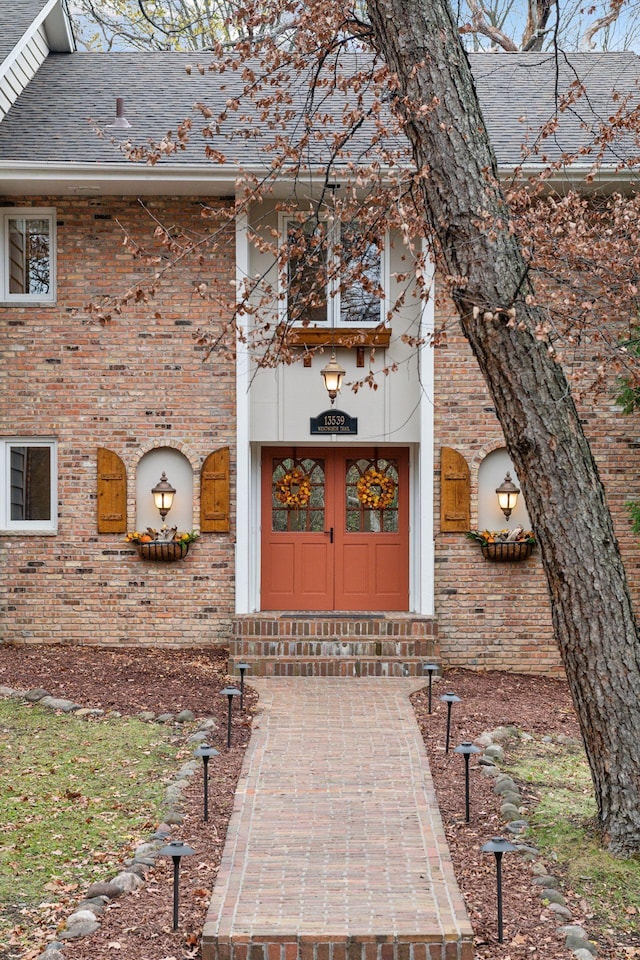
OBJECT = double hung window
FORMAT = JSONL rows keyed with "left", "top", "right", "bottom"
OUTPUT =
{"left": 0, "top": 439, "right": 57, "bottom": 532}
{"left": 282, "top": 216, "right": 385, "bottom": 327}
{"left": 0, "top": 208, "right": 56, "bottom": 302}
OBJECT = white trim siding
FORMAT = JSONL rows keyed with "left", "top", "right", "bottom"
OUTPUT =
{"left": 235, "top": 207, "right": 253, "bottom": 613}
{"left": 0, "top": 1, "right": 74, "bottom": 123}
{"left": 416, "top": 242, "right": 435, "bottom": 616}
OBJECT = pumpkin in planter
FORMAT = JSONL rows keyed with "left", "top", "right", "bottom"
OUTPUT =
{"left": 466, "top": 527, "right": 536, "bottom": 562}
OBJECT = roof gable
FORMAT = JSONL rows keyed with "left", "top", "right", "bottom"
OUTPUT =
{"left": 0, "top": 0, "right": 74, "bottom": 122}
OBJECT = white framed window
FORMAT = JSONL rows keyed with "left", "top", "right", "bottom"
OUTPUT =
{"left": 0, "top": 439, "right": 57, "bottom": 533}
{"left": 0, "top": 208, "right": 56, "bottom": 303}
{"left": 280, "top": 214, "right": 387, "bottom": 327}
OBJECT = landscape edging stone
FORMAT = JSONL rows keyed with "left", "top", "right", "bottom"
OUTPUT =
{"left": 0, "top": 683, "right": 214, "bottom": 959}
{"left": 478, "top": 724, "right": 599, "bottom": 958}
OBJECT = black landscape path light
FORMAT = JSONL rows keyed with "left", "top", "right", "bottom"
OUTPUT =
{"left": 159, "top": 840, "right": 196, "bottom": 931}
{"left": 193, "top": 743, "right": 219, "bottom": 821}
{"left": 454, "top": 741, "right": 482, "bottom": 822}
{"left": 439, "top": 692, "right": 461, "bottom": 753}
{"left": 221, "top": 686, "right": 241, "bottom": 748}
{"left": 236, "top": 662, "right": 251, "bottom": 710}
{"left": 481, "top": 836, "right": 517, "bottom": 943}
{"left": 423, "top": 663, "right": 439, "bottom": 714}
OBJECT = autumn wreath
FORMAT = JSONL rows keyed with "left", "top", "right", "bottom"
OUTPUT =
{"left": 275, "top": 467, "right": 312, "bottom": 508}
{"left": 356, "top": 468, "right": 395, "bottom": 509}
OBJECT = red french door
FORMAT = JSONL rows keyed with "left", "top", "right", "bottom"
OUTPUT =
{"left": 261, "top": 447, "right": 409, "bottom": 611}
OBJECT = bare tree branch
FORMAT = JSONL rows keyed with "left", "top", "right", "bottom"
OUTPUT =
{"left": 581, "top": 0, "right": 625, "bottom": 50}
{"left": 458, "top": 0, "right": 518, "bottom": 51}
{"left": 522, "top": 0, "right": 556, "bottom": 50}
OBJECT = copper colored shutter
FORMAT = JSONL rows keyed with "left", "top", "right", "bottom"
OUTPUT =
{"left": 440, "top": 447, "right": 470, "bottom": 532}
{"left": 97, "top": 448, "right": 127, "bottom": 533}
{"left": 201, "top": 447, "right": 230, "bottom": 533}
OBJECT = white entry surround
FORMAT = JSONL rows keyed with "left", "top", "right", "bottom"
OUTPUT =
{"left": 235, "top": 200, "right": 435, "bottom": 615}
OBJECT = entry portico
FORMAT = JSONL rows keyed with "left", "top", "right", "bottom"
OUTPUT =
{"left": 234, "top": 209, "right": 435, "bottom": 619}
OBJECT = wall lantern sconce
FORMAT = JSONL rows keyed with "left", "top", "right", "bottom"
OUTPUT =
{"left": 151, "top": 471, "right": 176, "bottom": 521}
{"left": 320, "top": 351, "right": 346, "bottom": 405}
{"left": 496, "top": 472, "right": 520, "bottom": 521}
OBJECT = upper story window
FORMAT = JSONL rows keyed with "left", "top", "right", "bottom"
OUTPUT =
{"left": 282, "top": 215, "right": 386, "bottom": 327}
{"left": 0, "top": 208, "right": 56, "bottom": 303}
{"left": 0, "top": 439, "right": 57, "bottom": 533}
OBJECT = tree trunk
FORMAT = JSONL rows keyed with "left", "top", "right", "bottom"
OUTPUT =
{"left": 367, "top": 0, "right": 640, "bottom": 854}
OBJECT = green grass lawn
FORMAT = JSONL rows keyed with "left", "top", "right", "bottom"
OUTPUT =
{"left": 506, "top": 737, "right": 640, "bottom": 946}
{"left": 0, "top": 700, "right": 180, "bottom": 953}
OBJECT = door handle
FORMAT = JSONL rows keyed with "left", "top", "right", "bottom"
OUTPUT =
{"left": 325, "top": 527, "right": 334, "bottom": 543}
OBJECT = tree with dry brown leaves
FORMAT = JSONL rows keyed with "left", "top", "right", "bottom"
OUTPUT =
{"left": 86, "top": 0, "right": 640, "bottom": 853}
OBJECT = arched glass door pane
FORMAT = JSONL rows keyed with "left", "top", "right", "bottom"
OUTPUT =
{"left": 272, "top": 457, "right": 325, "bottom": 532}
{"left": 345, "top": 458, "right": 399, "bottom": 533}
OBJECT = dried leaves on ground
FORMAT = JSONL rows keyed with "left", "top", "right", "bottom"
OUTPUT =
{"left": 0, "top": 649, "right": 631, "bottom": 960}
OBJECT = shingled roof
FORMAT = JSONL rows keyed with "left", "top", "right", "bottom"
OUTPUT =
{"left": 0, "top": 45, "right": 637, "bottom": 176}
{"left": 472, "top": 51, "right": 640, "bottom": 167}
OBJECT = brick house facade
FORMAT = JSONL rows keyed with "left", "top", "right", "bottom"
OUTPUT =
{"left": 1, "top": 1, "right": 638, "bottom": 675}
{"left": 2, "top": 195, "right": 238, "bottom": 647}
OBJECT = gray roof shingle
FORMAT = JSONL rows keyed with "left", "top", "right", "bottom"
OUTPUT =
{"left": 0, "top": 48, "right": 637, "bottom": 171}
{"left": 471, "top": 50, "right": 640, "bottom": 166}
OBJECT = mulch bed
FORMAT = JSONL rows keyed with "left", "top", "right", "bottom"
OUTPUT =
{"left": 413, "top": 669, "right": 586, "bottom": 960}
{"left": 0, "top": 647, "right": 615, "bottom": 960}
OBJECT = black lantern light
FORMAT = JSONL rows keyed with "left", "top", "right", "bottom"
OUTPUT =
{"left": 496, "top": 472, "right": 520, "bottom": 521}
{"left": 193, "top": 743, "right": 219, "bottom": 821}
{"left": 158, "top": 840, "right": 196, "bottom": 931}
{"left": 423, "top": 663, "right": 439, "bottom": 714}
{"left": 439, "top": 692, "right": 462, "bottom": 754}
{"left": 454, "top": 741, "right": 482, "bottom": 822}
{"left": 320, "top": 351, "right": 346, "bottom": 405}
{"left": 481, "top": 836, "right": 518, "bottom": 943}
{"left": 221, "top": 686, "right": 241, "bottom": 748}
{"left": 236, "top": 662, "right": 251, "bottom": 710}
{"left": 151, "top": 471, "right": 176, "bottom": 521}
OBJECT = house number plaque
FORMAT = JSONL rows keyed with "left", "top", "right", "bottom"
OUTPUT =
{"left": 310, "top": 410, "right": 358, "bottom": 435}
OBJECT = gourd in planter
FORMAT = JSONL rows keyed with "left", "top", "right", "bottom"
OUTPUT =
{"left": 125, "top": 528, "right": 199, "bottom": 561}
{"left": 466, "top": 526, "right": 536, "bottom": 563}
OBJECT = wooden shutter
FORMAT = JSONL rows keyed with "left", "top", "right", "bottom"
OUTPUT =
{"left": 201, "top": 447, "right": 230, "bottom": 533}
{"left": 440, "top": 447, "right": 470, "bottom": 532}
{"left": 97, "top": 447, "right": 127, "bottom": 533}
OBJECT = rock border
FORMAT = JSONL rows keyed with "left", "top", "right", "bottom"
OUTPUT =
{"left": 4, "top": 685, "right": 600, "bottom": 959}
{"left": 475, "top": 725, "right": 598, "bottom": 958}
{"left": 0, "top": 684, "right": 217, "bottom": 959}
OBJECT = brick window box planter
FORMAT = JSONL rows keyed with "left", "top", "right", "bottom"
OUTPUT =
{"left": 480, "top": 541, "right": 535, "bottom": 562}
{"left": 134, "top": 541, "right": 190, "bottom": 561}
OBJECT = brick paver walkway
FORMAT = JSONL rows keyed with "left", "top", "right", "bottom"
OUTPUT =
{"left": 202, "top": 679, "right": 473, "bottom": 960}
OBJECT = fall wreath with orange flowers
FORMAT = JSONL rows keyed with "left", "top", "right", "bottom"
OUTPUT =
{"left": 275, "top": 467, "right": 312, "bottom": 508}
{"left": 356, "top": 468, "right": 395, "bottom": 509}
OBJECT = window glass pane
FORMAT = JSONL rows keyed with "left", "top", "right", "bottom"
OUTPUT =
{"left": 10, "top": 446, "right": 51, "bottom": 521}
{"left": 8, "top": 217, "right": 51, "bottom": 296}
{"left": 340, "top": 224, "right": 381, "bottom": 325}
{"left": 287, "top": 221, "right": 327, "bottom": 324}
{"left": 345, "top": 457, "right": 398, "bottom": 533}
{"left": 272, "top": 457, "right": 325, "bottom": 531}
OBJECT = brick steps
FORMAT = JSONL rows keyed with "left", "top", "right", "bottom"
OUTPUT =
{"left": 228, "top": 615, "right": 439, "bottom": 678}
{"left": 228, "top": 656, "right": 436, "bottom": 677}
{"left": 203, "top": 935, "right": 471, "bottom": 960}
